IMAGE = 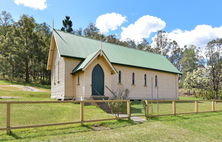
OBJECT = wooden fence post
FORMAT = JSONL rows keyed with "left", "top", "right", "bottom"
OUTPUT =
{"left": 172, "top": 101, "right": 176, "bottom": 115}
{"left": 127, "top": 100, "right": 131, "bottom": 119}
{"left": 80, "top": 102, "right": 84, "bottom": 125}
{"left": 195, "top": 101, "right": 198, "bottom": 113}
{"left": 145, "top": 100, "right": 149, "bottom": 119}
{"left": 212, "top": 100, "right": 215, "bottom": 111}
{"left": 7, "top": 103, "right": 10, "bottom": 134}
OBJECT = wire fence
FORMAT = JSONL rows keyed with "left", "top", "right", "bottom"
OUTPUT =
{"left": 1, "top": 99, "right": 222, "bottom": 134}
{"left": 147, "top": 100, "right": 222, "bottom": 117}
{"left": 0, "top": 100, "right": 129, "bottom": 134}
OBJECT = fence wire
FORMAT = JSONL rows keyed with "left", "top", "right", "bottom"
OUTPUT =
{"left": 149, "top": 101, "right": 172, "bottom": 115}
{"left": 0, "top": 104, "right": 6, "bottom": 128}
{"left": 176, "top": 101, "right": 195, "bottom": 113}
{"left": 198, "top": 101, "right": 212, "bottom": 112}
{"left": 215, "top": 102, "right": 222, "bottom": 111}
{"left": 130, "top": 101, "right": 145, "bottom": 116}
{"left": 10, "top": 103, "right": 80, "bottom": 127}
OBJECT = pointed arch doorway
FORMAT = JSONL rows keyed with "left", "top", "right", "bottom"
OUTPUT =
{"left": 92, "top": 64, "right": 104, "bottom": 96}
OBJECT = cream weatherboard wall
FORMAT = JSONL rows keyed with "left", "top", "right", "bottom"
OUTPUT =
{"left": 50, "top": 44, "right": 65, "bottom": 99}
{"left": 111, "top": 65, "right": 179, "bottom": 100}
{"left": 75, "top": 71, "right": 85, "bottom": 100}
{"left": 64, "top": 58, "right": 81, "bottom": 99}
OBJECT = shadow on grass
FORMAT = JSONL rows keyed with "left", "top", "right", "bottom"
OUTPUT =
{"left": 9, "top": 132, "right": 22, "bottom": 139}
{"left": 148, "top": 111, "right": 221, "bottom": 122}
{"left": 1, "top": 119, "right": 139, "bottom": 140}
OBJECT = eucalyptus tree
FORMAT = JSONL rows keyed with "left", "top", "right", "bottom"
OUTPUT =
{"left": 0, "top": 11, "right": 13, "bottom": 39}
{"left": 168, "top": 40, "right": 184, "bottom": 71}
{"left": 151, "top": 30, "right": 170, "bottom": 56}
{"left": 205, "top": 38, "right": 222, "bottom": 100}
{"left": 137, "top": 38, "right": 151, "bottom": 51}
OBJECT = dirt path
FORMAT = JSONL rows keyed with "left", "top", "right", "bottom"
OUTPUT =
{"left": 0, "top": 85, "right": 47, "bottom": 92}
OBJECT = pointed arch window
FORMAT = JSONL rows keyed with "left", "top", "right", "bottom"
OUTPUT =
{"left": 132, "top": 72, "right": 135, "bottom": 85}
{"left": 118, "top": 71, "right": 121, "bottom": 84}
{"left": 77, "top": 74, "right": 80, "bottom": 85}
{"left": 155, "top": 75, "right": 158, "bottom": 87}
{"left": 144, "top": 74, "right": 147, "bottom": 86}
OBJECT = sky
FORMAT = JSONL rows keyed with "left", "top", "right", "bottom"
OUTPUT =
{"left": 1, "top": 0, "right": 222, "bottom": 49}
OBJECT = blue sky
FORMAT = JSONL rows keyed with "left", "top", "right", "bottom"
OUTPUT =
{"left": 1, "top": 0, "right": 222, "bottom": 49}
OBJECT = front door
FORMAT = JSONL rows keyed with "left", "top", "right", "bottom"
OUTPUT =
{"left": 92, "top": 64, "right": 104, "bottom": 96}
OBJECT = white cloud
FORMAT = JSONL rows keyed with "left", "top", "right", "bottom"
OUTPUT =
{"left": 96, "top": 12, "right": 127, "bottom": 33}
{"left": 120, "top": 15, "right": 166, "bottom": 43}
{"left": 14, "top": 0, "right": 47, "bottom": 10}
{"left": 168, "top": 25, "right": 222, "bottom": 48}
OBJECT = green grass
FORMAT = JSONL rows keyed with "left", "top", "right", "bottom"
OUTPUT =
{"left": 1, "top": 112, "right": 222, "bottom": 141}
{"left": 0, "top": 80, "right": 51, "bottom": 90}
{"left": 1, "top": 80, "right": 222, "bottom": 141}
{"left": 179, "top": 96, "right": 203, "bottom": 100}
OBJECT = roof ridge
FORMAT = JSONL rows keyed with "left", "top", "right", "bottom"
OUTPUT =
{"left": 54, "top": 29, "right": 164, "bottom": 57}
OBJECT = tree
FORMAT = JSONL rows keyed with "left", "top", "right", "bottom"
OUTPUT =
{"left": 151, "top": 30, "right": 170, "bottom": 56}
{"left": 180, "top": 45, "right": 204, "bottom": 82}
{"left": 205, "top": 38, "right": 222, "bottom": 100}
{"left": 61, "top": 16, "right": 73, "bottom": 33}
{"left": 168, "top": 40, "right": 184, "bottom": 71}
{"left": 183, "top": 68, "right": 211, "bottom": 91}
{"left": 14, "top": 14, "right": 37, "bottom": 82}
{"left": 83, "top": 22, "right": 99, "bottom": 38}
{"left": 0, "top": 11, "right": 13, "bottom": 39}
{"left": 0, "top": 11, "right": 14, "bottom": 79}
{"left": 138, "top": 38, "right": 151, "bottom": 51}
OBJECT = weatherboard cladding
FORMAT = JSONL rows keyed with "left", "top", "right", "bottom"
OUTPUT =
{"left": 53, "top": 29, "right": 181, "bottom": 74}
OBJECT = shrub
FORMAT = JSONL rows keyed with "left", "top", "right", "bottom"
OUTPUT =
{"left": 108, "top": 97, "right": 122, "bottom": 118}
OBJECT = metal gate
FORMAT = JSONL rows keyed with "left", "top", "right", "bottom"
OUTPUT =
{"left": 130, "top": 101, "right": 146, "bottom": 116}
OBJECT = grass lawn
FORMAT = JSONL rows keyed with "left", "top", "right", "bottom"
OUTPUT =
{"left": 1, "top": 112, "right": 222, "bottom": 141}
{"left": 1, "top": 80, "right": 222, "bottom": 141}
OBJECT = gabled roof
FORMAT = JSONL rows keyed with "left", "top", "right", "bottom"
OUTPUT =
{"left": 50, "top": 29, "right": 181, "bottom": 74}
{"left": 71, "top": 49, "right": 117, "bottom": 74}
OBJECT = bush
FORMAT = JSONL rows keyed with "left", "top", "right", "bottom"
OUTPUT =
{"left": 108, "top": 97, "right": 122, "bottom": 117}
{"left": 202, "top": 90, "right": 215, "bottom": 100}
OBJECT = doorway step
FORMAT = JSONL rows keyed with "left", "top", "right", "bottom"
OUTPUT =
{"left": 91, "top": 96, "right": 111, "bottom": 113}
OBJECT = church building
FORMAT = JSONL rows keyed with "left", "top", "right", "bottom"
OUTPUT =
{"left": 47, "top": 29, "right": 181, "bottom": 100}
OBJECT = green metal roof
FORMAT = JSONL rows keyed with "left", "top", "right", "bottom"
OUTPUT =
{"left": 53, "top": 29, "right": 181, "bottom": 74}
{"left": 72, "top": 50, "right": 99, "bottom": 74}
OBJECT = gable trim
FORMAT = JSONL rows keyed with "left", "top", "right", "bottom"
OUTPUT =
{"left": 71, "top": 50, "right": 117, "bottom": 75}
{"left": 82, "top": 50, "right": 117, "bottom": 74}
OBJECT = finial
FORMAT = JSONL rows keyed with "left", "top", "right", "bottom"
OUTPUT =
{"left": 100, "top": 39, "right": 102, "bottom": 50}
{"left": 52, "top": 19, "right": 54, "bottom": 30}
{"left": 100, "top": 39, "right": 103, "bottom": 56}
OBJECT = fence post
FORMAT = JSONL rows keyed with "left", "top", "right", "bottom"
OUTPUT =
{"left": 172, "top": 101, "right": 176, "bottom": 115}
{"left": 195, "top": 101, "right": 198, "bottom": 113}
{"left": 145, "top": 100, "right": 149, "bottom": 119}
{"left": 212, "top": 100, "right": 215, "bottom": 111}
{"left": 127, "top": 100, "right": 131, "bottom": 119}
{"left": 80, "top": 102, "right": 84, "bottom": 125}
{"left": 7, "top": 103, "right": 11, "bottom": 134}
